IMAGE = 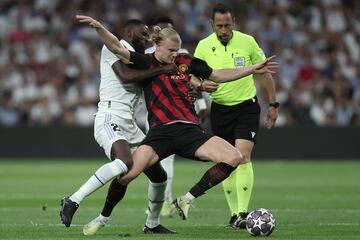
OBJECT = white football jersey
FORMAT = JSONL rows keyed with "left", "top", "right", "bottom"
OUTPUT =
{"left": 98, "top": 40, "right": 142, "bottom": 118}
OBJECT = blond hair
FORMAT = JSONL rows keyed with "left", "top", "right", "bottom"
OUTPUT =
{"left": 151, "top": 26, "right": 182, "bottom": 45}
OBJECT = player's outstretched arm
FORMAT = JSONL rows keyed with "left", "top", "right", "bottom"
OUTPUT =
{"left": 190, "top": 76, "right": 219, "bottom": 93}
{"left": 209, "top": 55, "right": 278, "bottom": 83}
{"left": 112, "top": 61, "right": 178, "bottom": 83}
{"left": 76, "top": 15, "right": 131, "bottom": 64}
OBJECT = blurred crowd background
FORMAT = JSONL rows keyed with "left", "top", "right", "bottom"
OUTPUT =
{"left": 0, "top": 0, "right": 359, "bottom": 128}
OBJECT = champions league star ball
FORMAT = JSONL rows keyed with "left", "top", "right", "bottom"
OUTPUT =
{"left": 246, "top": 208, "right": 276, "bottom": 236}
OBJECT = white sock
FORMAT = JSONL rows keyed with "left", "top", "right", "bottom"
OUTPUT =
{"left": 96, "top": 214, "right": 110, "bottom": 224}
{"left": 161, "top": 155, "right": 174, "bottom": 203}
{"left": 146, "top": 181, "right": 166, "bottom": 228}
{"left": 184, "top": 192, "right": 195, "bottom": 204}
{"left": 70, "top": 159, "right": 128, "bottom": 204}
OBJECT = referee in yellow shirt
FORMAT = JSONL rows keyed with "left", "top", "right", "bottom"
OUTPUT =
{"left": 194, "top": 3, "right": 278, "bottom": 228}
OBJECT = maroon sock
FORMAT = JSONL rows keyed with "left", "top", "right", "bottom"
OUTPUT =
{"left": 189, "top": 162, "right": 236, "bottom": 198}
{"left": 101, "top": 178, "right": 127, "bottom": 217}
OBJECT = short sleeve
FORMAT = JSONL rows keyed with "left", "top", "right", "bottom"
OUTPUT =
{"left": 194, "top": 41, "right": 205, "bottom": 60}
{"left": 250, "top": 36, "right": 266, "bottom": 64}
{"left": 129, "top": 51, "right": 151, "bottom": 70}
{"left": 102, "top": 45, "right": 120, "bottom": 66}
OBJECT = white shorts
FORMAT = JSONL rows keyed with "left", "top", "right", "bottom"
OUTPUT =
{"left": 94, "top": 112, "right": 145, "bottom": 160}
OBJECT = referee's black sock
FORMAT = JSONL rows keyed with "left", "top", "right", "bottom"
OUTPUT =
{"left": 101, "top": 178, "right": 127, "bottom": 217}
{"left": 189, "top": 162, "right": 236, "bottom": 198}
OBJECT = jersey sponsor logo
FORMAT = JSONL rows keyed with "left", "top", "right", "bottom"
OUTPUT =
{"left": 170, "top": 73, "right": 186, "bottom": 80}
{"left": 234, "top": 56, "right": 245, "bottom": 68}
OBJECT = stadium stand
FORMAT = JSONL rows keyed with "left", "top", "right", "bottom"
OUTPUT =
{"left": 0, "top": 0, "right": 359, "bottom": 127}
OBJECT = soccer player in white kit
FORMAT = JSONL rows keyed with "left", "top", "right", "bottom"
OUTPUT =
{"left": 60, "top": 19, "right": 177, "bottom": 235}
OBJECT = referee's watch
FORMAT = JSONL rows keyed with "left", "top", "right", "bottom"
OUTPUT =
{"left": 269, "top": 102, "right": 280, "bottom": 109}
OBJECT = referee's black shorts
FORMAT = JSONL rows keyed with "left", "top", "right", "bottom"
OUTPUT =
{"left": 141, "top": 122, "right": 213, "bottom": 161}
{"left": 210, "top": 96, "right": 261, "bottom": 146}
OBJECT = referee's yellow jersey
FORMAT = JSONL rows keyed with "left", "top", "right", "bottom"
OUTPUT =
{"left": 194, "top": 31, "right": 266, "bottom": 106}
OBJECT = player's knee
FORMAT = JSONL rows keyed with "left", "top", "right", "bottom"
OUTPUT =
{"left": 241, "top": 152, "right": 251, "bottom": 163}
{"left": 236, "top": 148, "right": 252, "bottom": 164}
{"left": 144, "top": 165, "right": 167, "bottom": 183}
{"left": 114, "top": 157, "right": 133, "bottom": 172}
{"left": 225, "top": 151, "right": 244, "bottom": 167}
{"left": 148, "top": 172, "right": 167, "bottom": 183}
{"left": 111, "top": 141, "right": 133, "bottom": 169}
{"left": 152, "top": 168, "right": 167, "bottom": 183}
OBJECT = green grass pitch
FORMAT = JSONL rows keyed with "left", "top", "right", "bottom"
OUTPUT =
{"left": 0, "top": 159, "right": 359, "bottom": 239}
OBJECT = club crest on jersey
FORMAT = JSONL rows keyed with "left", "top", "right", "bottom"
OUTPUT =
{"left": 178, "top": 64, "right": 188, "bottom": 73}
{"left": 234, "top": 57, "right": 245, "bottom": 68}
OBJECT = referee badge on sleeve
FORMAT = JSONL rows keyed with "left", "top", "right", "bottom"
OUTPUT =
{"left": 234, "top": 57, "right": 245, "bottom": 68}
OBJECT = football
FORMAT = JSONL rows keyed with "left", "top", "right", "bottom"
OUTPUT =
{"left": 246, "top": 208, "right": 276, "bottom": 236}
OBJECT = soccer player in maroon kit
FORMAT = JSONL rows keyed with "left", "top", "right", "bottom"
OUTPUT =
{"left": 70, "top": 15, "right": 278, "bottom": 223}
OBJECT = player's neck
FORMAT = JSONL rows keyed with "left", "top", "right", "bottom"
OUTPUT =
{"left": 218, "top": 32, "right": 233, "bottom": 46}
{"left": 154, "top": 51, "right": 166, "bottom": 64}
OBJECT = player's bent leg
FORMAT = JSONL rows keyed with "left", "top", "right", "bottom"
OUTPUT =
{"left": 83, "top": 177, "right": 128, "bottom": 235}
{"left": 173, "top": 162, "right": 236, "bottom": 220}
{"left": 61, "top": 139, "right": 132, "bottom": 229}
{"left": 195, "top": 136, "right": 244, "bottom": 166}
{"left": 78, "top": 113, "right": 146, "bottom": 230}
{"left": 98, "top": 140, "right": 133, "bottom": 217}
{"left": 173, "top": 137, "right": 243, "bottom": 220}
{"left": 82, "top": 145, "right": 156, "bottom": 233}
{"left": 110, "top": 139, "right": 133, "bottom": 169}
{"left": 60, "top": 158, "right": 128, "bottom": 227}
{"left": 119, "top": 145, "right": 159, "bottom": 185}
